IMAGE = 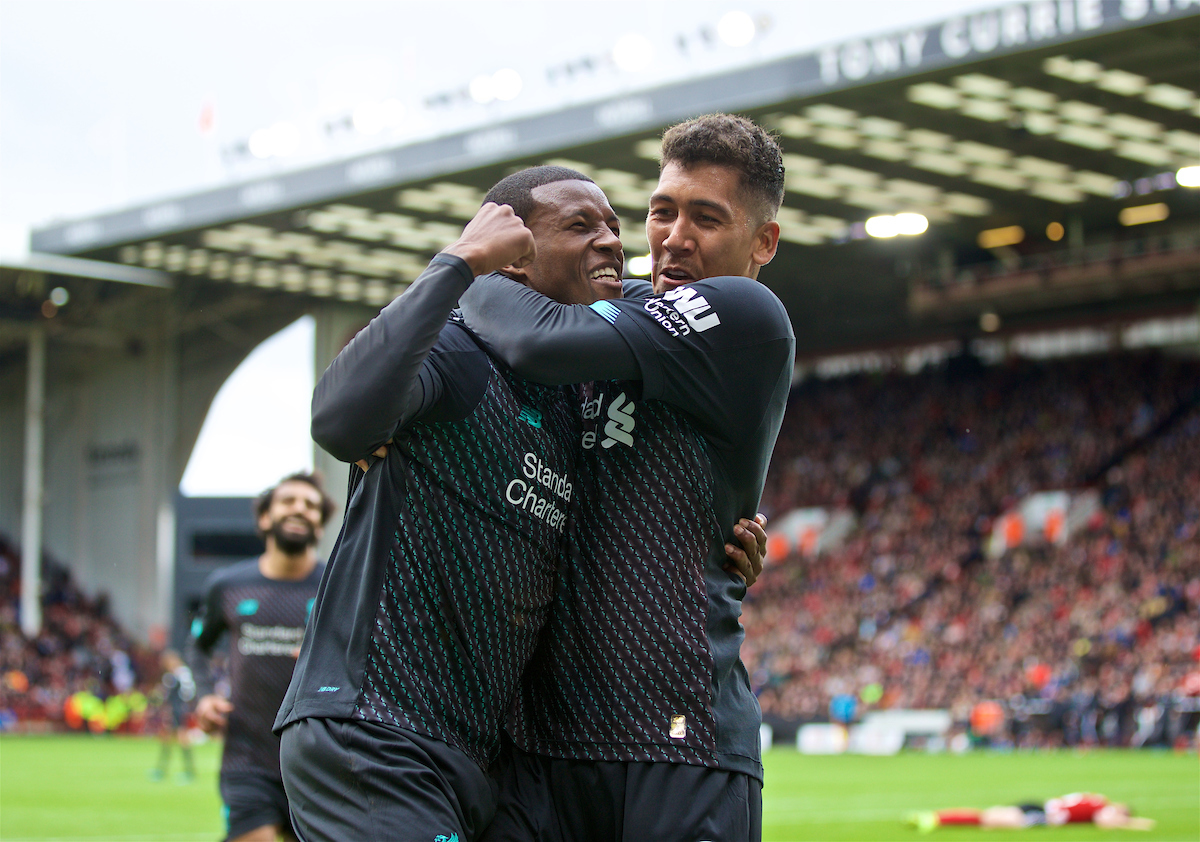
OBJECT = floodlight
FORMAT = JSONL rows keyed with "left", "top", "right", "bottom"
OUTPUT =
{"left": 379, "top": 99, "right": 405, "bottom": 127}
{"left": 865, "top": 216, "right": 899, "bottom": 238}
{"left": 353, "top": 103, "right": 385, "bottom": 135}
{"left": 271, "top": 123, "right": 300, "bottom": 157}
{"left": 248, "top": 128, "right": 274, "bottom": 159}
{"left": 908, "top": 83, "right": 959, "bottom": 110}
{"left": 1177, "top": 166, "right": 1200, "bottom": 188}
{"left": 492, "top": 69, "right": 523, "bottom": 102}
{"left": 469, "top": 75, "right": 495, "bottom": 104}
{"left": 1097, "top": 69, "right": 1147, "bottom": 97}
{"left": 1118, "top": 203, "right": 1169, "bottom": 226}
{"left": 628, "top": 255, "right": 652, "bottom": 276}
{"left": 613, "top": 33, "right": 653, "bottom": 72}
{"left": 977, "top": 226, "right": 1024, "bottom": 249}
{"left": 1144, "top": 83, "right": 1195, "bottom": 111}
{"left": 893, "top": 213, "right": 928, "bottom": 235}
{"left": 717, "top": 11, "right": 756, "bottom": 47}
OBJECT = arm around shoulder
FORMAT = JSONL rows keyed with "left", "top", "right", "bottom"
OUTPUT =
{"left": 459, "top": 275, "right": 641, "bottom": 384}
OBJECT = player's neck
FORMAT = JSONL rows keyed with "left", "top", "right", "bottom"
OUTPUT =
{"left": 258, "top": 544, "right": 316, "bottom": 581}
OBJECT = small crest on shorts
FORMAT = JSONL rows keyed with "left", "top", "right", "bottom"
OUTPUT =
{"left": 670, "top": 714, "right": 687, "bottom": 739}
{"left": 434, "top": 835, "right": 459, "bottom": 842}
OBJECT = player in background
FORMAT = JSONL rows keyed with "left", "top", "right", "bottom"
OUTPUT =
{"left": 908, "top": 792, "right": 1156, "bottom": 832}
{"left": 149, "top": 649, "right": 196, "bottom": 783}
{"left": 190, "top": 472, "right": 334, "bottom": 842}
{"left": 460, "top": 113, "right": 794, "bottom": 839}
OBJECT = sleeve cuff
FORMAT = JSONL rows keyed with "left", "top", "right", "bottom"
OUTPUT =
{"left": 429, "top": 252, "right": 476, "bottom": 287}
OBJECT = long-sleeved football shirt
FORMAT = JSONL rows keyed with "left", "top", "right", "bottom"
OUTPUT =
{"left": 460, "top": 273, "right": 795, "bottom": 780}
{"left": 274, "top": 255, "right": 579, "bottom": 770}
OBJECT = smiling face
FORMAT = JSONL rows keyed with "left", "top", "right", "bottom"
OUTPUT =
{"left": 258, "top": 480, "right": 325, "bottom": 554}
{"left": 646, "top": 161, "right": 780, "bottom": 293}
{"left": 511, "top": 180, "right": 624, "bottom": 304}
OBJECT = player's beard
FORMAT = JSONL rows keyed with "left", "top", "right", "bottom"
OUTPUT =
{"left": 269, "top": 516, "right": 316, "bottom": 555}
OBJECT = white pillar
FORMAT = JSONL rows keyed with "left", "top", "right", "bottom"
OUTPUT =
{"left": 20, "top": 326, "right": 46, "bottom": 638}
{"left": 154, "top": 324, "right": 180, "bottom": 648}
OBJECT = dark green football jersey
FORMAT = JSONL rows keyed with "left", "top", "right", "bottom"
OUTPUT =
{"left": 462, "top": 274, "right": 795, "bottom": 781}
{"left": 276, "top": 256, "right": 578, "bottom": 769}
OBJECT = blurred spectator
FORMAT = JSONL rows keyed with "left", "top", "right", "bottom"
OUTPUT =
{"left": 0, "top": 536, "right": 162, "bottom": 733}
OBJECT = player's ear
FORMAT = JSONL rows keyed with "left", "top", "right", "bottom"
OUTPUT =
{"left": 751, "top": 220, "right": 781, "bottom": 267}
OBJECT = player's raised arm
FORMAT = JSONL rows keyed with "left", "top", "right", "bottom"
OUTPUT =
{"left": 311, "top": 204, "right": 535, "bottom": 463}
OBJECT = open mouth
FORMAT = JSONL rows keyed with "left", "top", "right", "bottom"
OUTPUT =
{"left": 656, "top": 267, "right": 696, "bottom": 290}
{"left": 588, "top": 266, "right": 624, "bottom": 293}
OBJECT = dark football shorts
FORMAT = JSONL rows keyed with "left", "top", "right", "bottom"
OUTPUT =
{"left": 219, "top": 771, "right": 294, "bottom": 841}
{"left": 279, "top": 717, "right": 498, "bottom": 842}
{"left": 482, "top": 741, "right": 762, "bottom": 842}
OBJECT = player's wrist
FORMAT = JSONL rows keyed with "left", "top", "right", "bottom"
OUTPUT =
{"left": 440, "top": 242, "right": 491, "bottom": 278}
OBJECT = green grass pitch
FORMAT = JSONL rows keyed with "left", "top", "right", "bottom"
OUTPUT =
{"left": 1, "top": 735, "right": 1196, "bottom": 841}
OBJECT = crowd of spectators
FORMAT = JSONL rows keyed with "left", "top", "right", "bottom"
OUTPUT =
{"left": 746, "top": 349, "right": 1200, "bottom": 747}
{"left": 0, "top": 537, "right": 162, "bottom": 731}
{"left": 4, "top": 348, "right": 1198, "bottom": 750}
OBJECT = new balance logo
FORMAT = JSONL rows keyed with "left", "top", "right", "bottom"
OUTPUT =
{"left": 601, "top": 393, "right": 635, "bottom": 448}
{"left": 517, "top": 405, "right": 543, "bottom": 428}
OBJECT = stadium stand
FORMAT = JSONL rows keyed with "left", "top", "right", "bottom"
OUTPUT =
{"left": 5, "top": 346, "right": 1195, "bottom": 752}
{"left": 746, "top": 348, "right": 1200, "bottom": 748}
{"left": 0, "top": 535, "right": 163, "bottom": 732}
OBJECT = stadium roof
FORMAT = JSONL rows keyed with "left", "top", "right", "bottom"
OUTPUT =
{"left": 28, "top": 1, "right": 1200, "bottom": 357}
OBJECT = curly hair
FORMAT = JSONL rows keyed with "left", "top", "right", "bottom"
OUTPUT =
{"left": 483, "top": 165, "right": 596, "bottom": 223}
{"left": 253, "top": 471, "right": 336, "bottom": 533}
{"left": 659, "top": 114, "right": 785, "bottom": 224}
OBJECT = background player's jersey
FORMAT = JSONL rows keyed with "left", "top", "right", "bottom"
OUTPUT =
{"left": 463, "top": 275, "right": 795, "bottom": 780}
{"left": 1046, "top": 793, "right": 1109, "bottom": 824}
{"left": 191, "top": 559, "right": 322, "bottom": 778}
{"left": 274, "top": 258, "right": 579, "bottom": 770}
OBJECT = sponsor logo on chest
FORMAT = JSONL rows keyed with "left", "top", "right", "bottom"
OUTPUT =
{"left": 505, "top": 452, "right": 571, "bottom": 531}
{"left": 580, "top": 390, "right": 636, "bottom": 450}
{"left": 237, "top": 622, "right": 305, "bottom": 657}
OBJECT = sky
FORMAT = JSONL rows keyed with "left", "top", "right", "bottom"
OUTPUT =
{"left": 0, "top": 0, "right": 1001, "bottom": 495}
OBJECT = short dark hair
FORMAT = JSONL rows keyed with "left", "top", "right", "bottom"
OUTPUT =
{"left": 483, "top": 165, "right": 596, "bottom": 223}
{"left": 253, "top": 471, "right": 336, "bottom": 533}
{"left": 660, "top": 113, "right": 785, "bottom": 223}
